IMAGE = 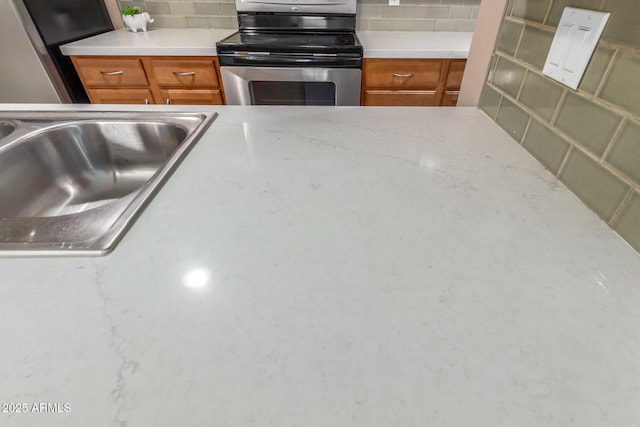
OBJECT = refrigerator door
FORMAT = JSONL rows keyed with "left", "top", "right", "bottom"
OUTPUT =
{"left": 10, "top": 0, "right": 115, "bottom": 103}
{"left": 22, "top": 0, "right": 113, "bottom": 45}
{"left": 0, "top": 0, "right": 62, "bottom": 103}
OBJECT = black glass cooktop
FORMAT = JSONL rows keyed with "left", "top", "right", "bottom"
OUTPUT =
{"left": 216, "top": 31, "right": 362, "bottom": 55}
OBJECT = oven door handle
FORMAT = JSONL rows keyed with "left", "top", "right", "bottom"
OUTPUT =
{"left": 218, "top": 53, "right": 361, "bottom": 68}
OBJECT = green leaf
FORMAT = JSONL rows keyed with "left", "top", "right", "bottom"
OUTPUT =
{"left": 121, "top": 6, "right": 143, "bottom": 16}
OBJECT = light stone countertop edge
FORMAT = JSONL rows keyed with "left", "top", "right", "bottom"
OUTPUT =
{"left": 60, "top": 28, "right": 473, "bottom": 58}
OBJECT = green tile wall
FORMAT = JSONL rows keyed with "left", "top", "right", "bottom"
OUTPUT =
{"left": 356, "top": 0, "right": 480, "bottom": 32}
{"left": 555, "top": 92, "right": 622, "bottom": 156}
{"left": 491, "top": 57, "right": 525, "bottom": 98}
{"left": 522, "top": 119, "right": 570, "bottom": 174}
{"left": 518, "top": 71, "right": 563, "bottom": 122}
{"left": 515, "top": 26, "right": 554, "bottom": 70}
{"left": 579, "top": 46, "right": 615, "bottom": 94}
{"left": 496, "top": 98, "right": 530, "bottom": 141}
{"left": 480, "top": 0, "right": 640, "bottom": 253}
{"left": 559, "top": 148, "right": 630, "bottom": 221}
{"left": 496, "top": 20, "right": 523, "bottom": 57}
{"left": 613, "top": 192, "right": 640, "bottom": 253}
{"left": 606, "top": 120, "right": 640, "bottom": 186}
{"left": 116, "top": 0, "right": 481, "bottom": 30}
{"left": 478, "top": 85, "right": 502, "bottom": 120}
{"left": 600, "top": 52, "right": 640, "bottom": 117}
{"left": 601, "top": 0, "right": 640, "bottom": 48}
{"left": 511, "top": 0, "right": 550, "bottom": 23}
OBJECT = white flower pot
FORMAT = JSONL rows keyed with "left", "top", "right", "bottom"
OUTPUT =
{"left": 122, "top": 13, "right": 154, "bottom": 33}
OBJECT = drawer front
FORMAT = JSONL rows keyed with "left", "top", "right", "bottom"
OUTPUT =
{"left": 364, "top": 59, "right": 444, "bottom": 89}
{"left": 74, "top": 57, "right": 148, "bottom": 86}
{"left": 446, "top": 60, "right": 467, "bottom": 91}
{"left": 151, "top": 59, "right": 219, "bottom": 87}
{"left": 86, "top": 88, "right": 154, "bottom": 104}
{"left": 363, "top": 90, "right": 438, "bottom": 106}
{"left": 160, "top": 89, "right": 224, "bottom": 105}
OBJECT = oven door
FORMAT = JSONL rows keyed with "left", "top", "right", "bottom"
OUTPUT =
{"left": 220, "top": 66, "right": 361, "bottom": 106}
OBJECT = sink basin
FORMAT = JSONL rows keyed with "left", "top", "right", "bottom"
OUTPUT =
{"left": 0, "top": 112, "right": 216, "bottom": 255}
{"left": 0, "top": 121, "right": 15, "bottom": 139}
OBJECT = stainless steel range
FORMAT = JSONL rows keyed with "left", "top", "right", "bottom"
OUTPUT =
{"left": 216, "top": 0, "right": 362, "bottom": 106}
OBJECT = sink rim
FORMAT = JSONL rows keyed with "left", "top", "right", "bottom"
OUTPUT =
{"left": 0, "top": 111, "right": 217, "bottom": 257}
{"left": 0, "top": 120, "right": 17, "bottom": 140}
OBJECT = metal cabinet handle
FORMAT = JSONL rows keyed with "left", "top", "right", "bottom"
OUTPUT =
{"left": 144, "top": 98, "right": 149, "bottom": 105}
{"left": 173, "top": 71, "right": 196, "bottom": 76}
{"left": 166, "top": 99, "right": 171, "bottom": 105}
{"left": 392, "top": 73, "right": 414, "bottom": 77}
{"left": 100, "top": 70, "right": 124, "bottom": 76}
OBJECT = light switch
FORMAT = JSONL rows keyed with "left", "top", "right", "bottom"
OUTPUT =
{"left": 542, "top": 7, "right": 610, "bottom": 90}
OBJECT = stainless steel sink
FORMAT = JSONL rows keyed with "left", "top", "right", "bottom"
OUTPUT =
{"left": 0, "top": 121, "right": 15, "bottom": 139}
{"left": 0, "top": 111, "right": 216, "bottom": 256}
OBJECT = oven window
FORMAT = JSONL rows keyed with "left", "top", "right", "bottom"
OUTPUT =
{"left": 249, "top": 81, "right": 336, "bottom": 106}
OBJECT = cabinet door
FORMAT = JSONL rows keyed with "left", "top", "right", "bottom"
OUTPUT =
{"left": 150, "top": 58, "right": 220, "bottom": 87}
{"left": 73, "top": 57, "right": 149, "bottom": 86}
{"left": 442, "top": 91, "right": 460, "bottom": 107}
{"left": 160, "top": 89, "right": 224, "bottom": 105}
{"left": 86, "top": 88, "right": 154, "bottom": 104}
{"left": 363, "top": 59, "right": 444, "bottom": 89}
{"left": 446, "top": 60, "right": 466, "bottom": 91}
{"left": 363, "top": 90, "right": 439, "bottom": 106}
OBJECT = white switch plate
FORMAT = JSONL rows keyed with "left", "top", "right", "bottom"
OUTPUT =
{"left": 389, "top": 0, "right": 400, "bottom": 6}
{"left": 543, "top": 7, "right": 610, "bottom": 90}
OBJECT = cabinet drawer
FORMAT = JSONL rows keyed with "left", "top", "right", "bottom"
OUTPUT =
{"left": 73, "top": 57, "right": 148, "bottom": 86}
{"left": 160, "top": 89, "right": 224, "bottom": 105}
{"left": 150, "top": 58, "right": 219, "bottom": 87}
{"left": 86, "top": 88, "right": 154, "bottom": 104}
{"left": 363, "top": 90, "right": 438, "bottom": 106}
{"left": 364, "top": 59, "right": 444, "bottom": 89}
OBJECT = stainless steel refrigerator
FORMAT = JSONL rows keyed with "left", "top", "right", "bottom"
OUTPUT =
{"left": 0, "top": 0, "right": 114, "bottom": 103}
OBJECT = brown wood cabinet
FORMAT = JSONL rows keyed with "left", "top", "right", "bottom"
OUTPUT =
{"left": 71, "top": 56, "right": 226, "bottom": 105}
{"left": 442, "top": 60, "right": 466, "bottom": 107}
{"left": 361, "top": 58, "right": 466, "bottom": 107}
{"left": 85, "top": 88, "right": 154, "bottom": 105}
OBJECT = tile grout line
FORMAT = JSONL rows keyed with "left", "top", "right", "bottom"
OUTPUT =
{"left": 520, "top": 114, "right": 533, "bottom": 146}
{"left": 512, "top": 20, "right": 526, "bottom": 58}
{"left": 600, "top": 118, "right": 626, "bottom": 162}
{"left": 542, "top": 0, "right": 554, "bottom": 25}
{"left": 594, "top": 48, "right": 618, "bottom": 98}
{"left": 549, "top": 88, "right": 568, "bottom": 126}
{"left": 608, "top": 188, "right": 634, "bottom": 227}
{"left": 515, "top": 68, "right": 527, "bottom": 100}
{"left": 555, "top": 144, "right": 574, "bottom": 178}
{"left": 506, "top": 16, "right": 555, "bottom": 34}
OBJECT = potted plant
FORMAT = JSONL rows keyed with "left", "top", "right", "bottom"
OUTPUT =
{"left": 121, "top": 6, "right": 154, "bottom": 32}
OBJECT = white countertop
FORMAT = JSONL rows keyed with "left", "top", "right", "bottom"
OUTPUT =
{"left": 61, "top": 29, "right": 473, "bottom": 58}
{"left": 60, "top": 28, "right": 237, "bottom": 56}
{"left": 358, "top": 31, "right": 473, "bottom": 58}
{"left": 1, "top": 104, "right": 640, "bottom": 427}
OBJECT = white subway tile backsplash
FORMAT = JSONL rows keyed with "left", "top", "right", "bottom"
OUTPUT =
{"left": 426, "top": 6, "right": 450, "bottom": 18}
{"left": 436, "top": 19, "right": 458, "bottom": 31}
{"left": 449, "top": 6, "right": 473, "bottom": 19}
{"left": 117, "top": 0, "right": 477, "bottom": 31}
